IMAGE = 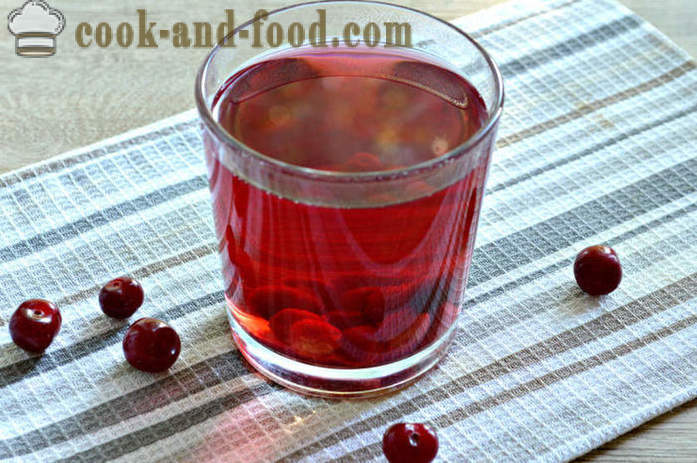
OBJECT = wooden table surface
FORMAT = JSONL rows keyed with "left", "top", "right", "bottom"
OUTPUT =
{"left": 1, "top": 0, "right": 696, "bottom": 461}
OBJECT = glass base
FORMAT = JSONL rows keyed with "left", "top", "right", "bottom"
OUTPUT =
{"left": 226, "top": 307, "right": 456, "bottom": 398}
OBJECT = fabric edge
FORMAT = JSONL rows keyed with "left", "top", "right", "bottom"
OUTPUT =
{"left": 0, "top": 108, "right": 199, "bottom": 185}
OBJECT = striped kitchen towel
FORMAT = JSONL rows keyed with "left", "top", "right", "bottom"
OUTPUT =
{"left": 2, "top": 0, "right": 697, "bottom": 461}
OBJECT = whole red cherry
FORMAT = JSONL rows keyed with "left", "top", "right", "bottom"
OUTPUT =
{"left": 9, "top": 299, "right": 62, "bottom": 352}
{"left": 123, "top": 318, "right": 181, "bottom": 372}
{"left": 99, "top": 276, "right": 144, "bottom": 319}
{"left": 574, "top": 245, "right": 622, "bottom": 295}
{"left": 383, "top": 422, "right": 439, "bottom": 463}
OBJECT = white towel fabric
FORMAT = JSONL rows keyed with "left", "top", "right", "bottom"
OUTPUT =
{"left": 1, "top": 0, "right": 697, "bottom": 461}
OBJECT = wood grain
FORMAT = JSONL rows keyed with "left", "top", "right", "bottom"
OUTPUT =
{"left": 0, "top": 1, "right": 695, "bottom": 461}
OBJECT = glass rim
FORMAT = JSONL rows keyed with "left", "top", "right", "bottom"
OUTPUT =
{"left": 195, "top": 0, "right": 504, "bottom": 183}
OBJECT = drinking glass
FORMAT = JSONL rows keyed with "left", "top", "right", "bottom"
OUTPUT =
{"left": 196, "top": 0, "right": 503, "bottom": 397}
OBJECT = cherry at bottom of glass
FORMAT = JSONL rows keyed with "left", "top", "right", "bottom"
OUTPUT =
{"left": 227, "top": 302, "right": 459, "bottom": 397}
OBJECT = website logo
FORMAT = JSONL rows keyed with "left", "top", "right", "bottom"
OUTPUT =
{"left": 8, "top": 0, "right": 65, "bottom": 57}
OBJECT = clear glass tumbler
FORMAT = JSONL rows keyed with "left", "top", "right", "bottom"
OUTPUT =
{"left": 196, "top": 0, "right": 503, "bottom": 397}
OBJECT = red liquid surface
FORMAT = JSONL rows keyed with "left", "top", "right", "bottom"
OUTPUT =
{"left": 205, "top": 48, "right": 489, "bottom": 368}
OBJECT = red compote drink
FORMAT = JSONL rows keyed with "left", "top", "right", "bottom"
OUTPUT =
{"left": 204, "top": 47, "right": 490, "bottom": 371}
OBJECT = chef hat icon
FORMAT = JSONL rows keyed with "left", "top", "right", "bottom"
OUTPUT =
{"left": 8, "top": 1, "right": 65, "bottom": 57}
